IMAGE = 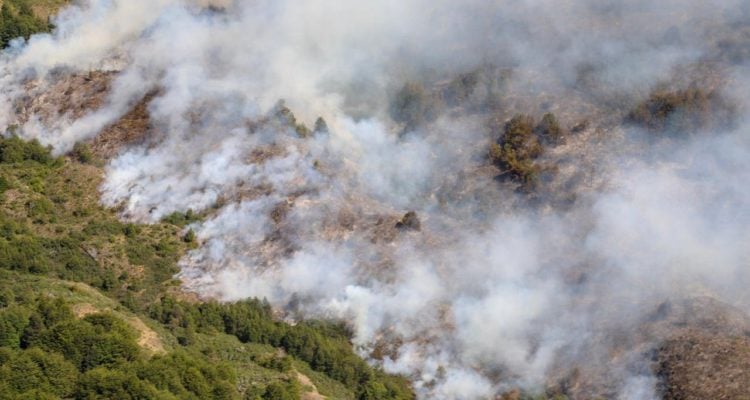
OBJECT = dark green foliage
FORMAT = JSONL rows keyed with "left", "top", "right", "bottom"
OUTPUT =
{"left": 501, "top": 115, "right": 543, "bottom": 159}
{"left": 360, "top": 381, "right": 391, "bottom": 400}
{"left": 536, "top": 113, "right": 564, "bottom": 144}
{"left": 0, "top": 0, "right": 52, "bottom": 49}
{"left": 0, "top": 347, "right": 78, "bottom": 397}
{"left": 0, "top": 285, "right": 243, "bottom": 400}
{"left": 137, "top": 351, "right": 239, "bottom": 399}
{"left": 75, "top": 367, "right": 166, "bottom": 400}
{"left": 82, "top": 219, "right": 126, "bottom": 236}
{"left": 71, "top": 142, "right": 95, "bottom": 164}
{"left": 149, "top": 297, "right": 414, "bottom": 400}
{"left": 0, "top": 136, "right": 57, "bottom": 166}
{"left": 0, "top": 175, "right": 10, "bottom": 195}
{"left": 124, "top": 236, "right": 180, "bottom": 283}
{"left": 490, "top": 114, "right": 543, "bottom": 190}
{"left": 488, "top": 112, "right": 566, "bottom": 191}
{"left": 20, "top": 312, "right": 45, "bottom": 348}
{"left": 438, "top": 67, "right": 511, "bottom": 112}
{"left": 256, "top": 354, "right": 294, "bottom": 373}
{"left": 0, "top": 233, "right": 51, "bottom": 273}
{"left": 43, "top": 237, "right": 99, "bottom": 282}
{"left": 273, "top": 101, "right": 312, "bottom": 138}
{"left": 26, "top": 197, "right": 54, "bottom": 222}
{"left": 390, "top": 82, "right": 443, "bottom": 131}
{"left": 294, "top": 123, "right": 311, "bottom": 138}
{"left": 183, "top": 229, "right": 196, "bottom": 243}
{"left": 162, "top": 209, "right": 200, "bottom": 227}
{"left": 123, "top": 223, "right": 140, "bottom": 238}
{"left": 0, "top": 288, "right": 13, "bottom": 307}
{"left": 36, "top": 313, "right": 140, "bottom": 371}
{"left": 262, "top": 381, "right": 300, "bottom": 400}
{"left": 0, "top": 305, "right": 29, "bottom": 347}
{"left": 627, "top": 86, "right": 736, "bottom": 133}
{"left": 35, "top": 296, "right": 74, "bottom": 326}
{"left": 442, "top": 71, "right": 480, "bottom": 107}
{"left": 0, "top": 136, "right": 193, "bottom": 308}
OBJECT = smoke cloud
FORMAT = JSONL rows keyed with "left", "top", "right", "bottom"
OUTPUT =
{"left": 1, "top": 0, "right": 749, "bottom": 398}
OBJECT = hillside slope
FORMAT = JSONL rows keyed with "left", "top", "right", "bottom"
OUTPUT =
{"left": 0, "top": 137, "right": 413, "bottom": 399}
{"left": 2, "top": 1, "right": 750, "bottom": 399}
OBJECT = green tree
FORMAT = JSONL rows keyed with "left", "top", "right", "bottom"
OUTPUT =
{"left": 262, "top": 382, "right": 299, "bottom": 400}
{"left": 0, "top": 348, "right": 78, "bottom": 397}
{"left": 75, "top": 367, "right": 167, "bottom": 400}
{"left": 0, "top": 305, "right": 30, "bottom": 347}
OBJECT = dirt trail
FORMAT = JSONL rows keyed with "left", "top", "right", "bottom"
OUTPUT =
{"left": 296, "top": 371, "right": 326, "bottom": 400}
{"left": 72, "top": 302, "right": 166, "bottom": 354}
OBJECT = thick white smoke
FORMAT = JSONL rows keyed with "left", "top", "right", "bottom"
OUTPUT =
{"left": 1, "top": 0, "right": 749, "bottom": 398}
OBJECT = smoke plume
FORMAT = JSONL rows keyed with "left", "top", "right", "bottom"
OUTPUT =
{"left": 2, "top": 0, "right": 750, "bottom": 398}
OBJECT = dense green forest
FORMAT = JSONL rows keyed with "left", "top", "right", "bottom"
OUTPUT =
{"left": 0, "top": 136, "right": 414, "bottom": 399}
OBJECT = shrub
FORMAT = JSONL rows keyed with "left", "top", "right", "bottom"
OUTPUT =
{"left": 255, "top": 353, "right": 294, "bottom": 373}
{"left": 270, "top": 201, "right": 289, "bottom": 225}
{"left": 360, "top": 381, "right": 390, "bottom": 400}
{"left": 36, "top": 296, "right": 74, "bottom": 326}
{"left": 389, "top": 82, "right": 443, "bottom": 131}
{"left": 26, "top": 198, "right": 55, "bottom": 221}
{"left": 262, "top": 381, "right": 300, "bottom": 400}
{"left": 0, "top": 235, "right": 50, "bottom": 273}
{"left": 294, "top": 123, "right": 311, "bottom": 138}
{"left": 273, "top": 101, "right": 312, "bottom": 138}
{"left": 442, "top": 71, "right": 480, "bottom": 107}
{"left": 122, "top": 223, "right": 140, "bottom": 238}
{"left": 0, "top": 175, "right": 10, "bottom": 194}
{"left": 71, "top": 142, "right": 95, "bottom": 164}
{"left": 183, "top": 229, "right": 196, "bottom": 243}
{"left": 536, "top": 113, "right": 564, "bottom": 143}
{"left": 20, "top": 312, "right": 45, "bottom": 348}
{"left": 42, "top": 237, "right": 99, "bottom": 281}
{"left": 0, "top": 136, "right": 56, "bottom": 166}
{"left": 489, "top": 143, "right": 503, "bottom": 164}
{"left": 313, "top": 117, "right": 329, "bottom": 135}
{"left": 489, "top": 114, "right": 544, "bottom": 191}
{"left": 440, "top": 67, "right": 510, "bottom": 111}
{"left": 162, "top": 209, "right": 200, "bottom": 227}
{"left": 627, "top": 86, "right": 736, "bottom": 133}
{"left": 83, "top": 220, "right": 125, "bottom": 237}
{"left": 498, "top": 144, "right": 541, "bottom": 190}
{"left": 395, "top": 211, "right": 421, "bottom": 231}
{"left": 502, "top": 115, "right": 542, "bottom": 158}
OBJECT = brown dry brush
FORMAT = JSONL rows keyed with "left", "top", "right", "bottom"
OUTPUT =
{"left": 627, "top": 85, "right": 737, "bottom": 134}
